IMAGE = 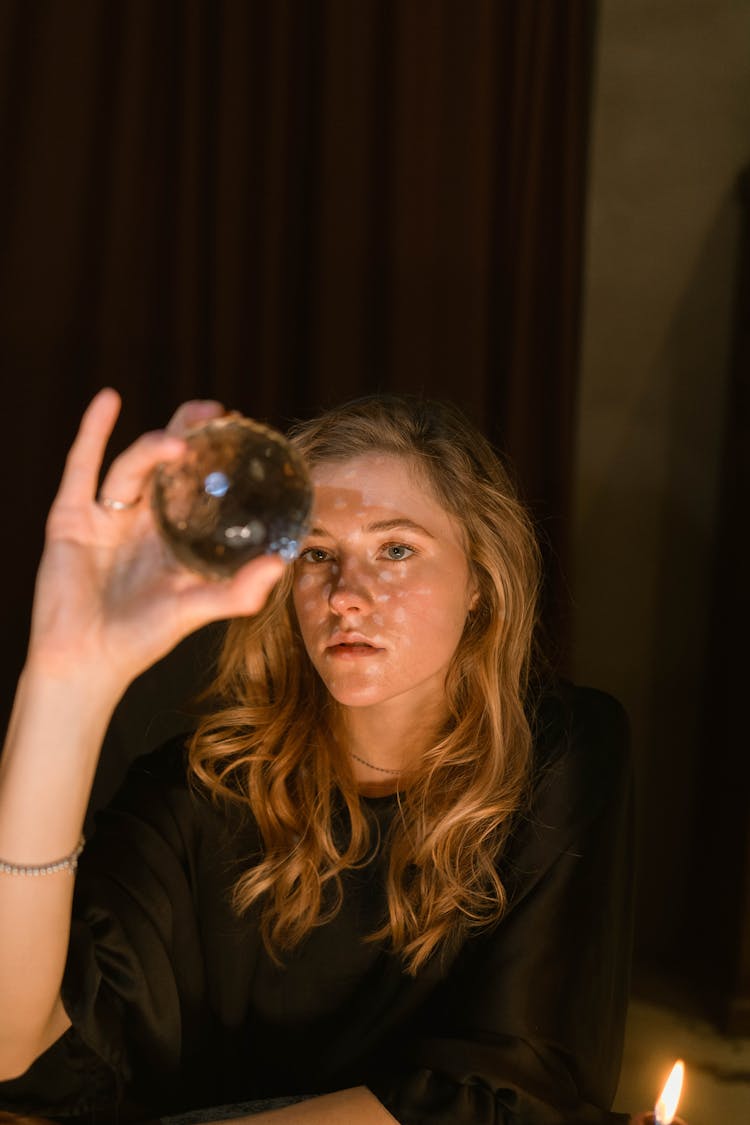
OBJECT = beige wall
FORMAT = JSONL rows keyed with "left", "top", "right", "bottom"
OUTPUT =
{"left": 573, "top": 0, "right": 750, "bottom": 956}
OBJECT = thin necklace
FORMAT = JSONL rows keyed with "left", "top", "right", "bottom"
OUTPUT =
{"left": 350, "top": 751, "right": 402, "bottom": 775}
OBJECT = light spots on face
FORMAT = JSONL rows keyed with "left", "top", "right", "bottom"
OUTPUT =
{"left": 301, "top": 598, "right": 327, "bottom": 623}
{"left": 293, "top": 453, "right": 474, "bottom": 716}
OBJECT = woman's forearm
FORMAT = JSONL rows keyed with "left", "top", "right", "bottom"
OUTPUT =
{"left": 0, "top": 658, "right": 122, "bottom": 1077}
{"left": 0, "top": 391, "right": 286, "bottom": 1083}
{"left": 217, "top": 1088, "right": 398, "bottom": 1124}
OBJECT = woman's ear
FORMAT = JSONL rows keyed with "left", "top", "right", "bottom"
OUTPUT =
{"left": 467, "top": 573, "right": 480, "bottom": 614}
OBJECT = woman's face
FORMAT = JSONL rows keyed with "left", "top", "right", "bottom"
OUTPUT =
{"left": 292, "top": 453, "right": 477, "bottom": 719}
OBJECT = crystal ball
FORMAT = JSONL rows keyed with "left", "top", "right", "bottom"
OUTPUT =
{"left": 152, "top": 413, "right": 313, "bottom": 578}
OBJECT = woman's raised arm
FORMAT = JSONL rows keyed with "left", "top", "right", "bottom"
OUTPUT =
{"left": 0, "top": 389, "right": 284, "bottom": 1079}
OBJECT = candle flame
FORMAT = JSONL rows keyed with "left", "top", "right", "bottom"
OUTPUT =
{"left": 654, "top": 1059, "right": 684, "bottom": 1125}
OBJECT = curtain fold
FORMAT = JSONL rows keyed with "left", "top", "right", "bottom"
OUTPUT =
{"left": 681, "top": 167, "right": 750, "bottom": 1034}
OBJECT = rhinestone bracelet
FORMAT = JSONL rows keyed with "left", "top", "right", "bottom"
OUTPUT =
{"left": 0, "top": 836, "right": 85, "bottom": 876}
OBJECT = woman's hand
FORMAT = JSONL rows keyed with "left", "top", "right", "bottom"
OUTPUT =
{"left": 28, "top": 388, "right": 285, "bottom": 690}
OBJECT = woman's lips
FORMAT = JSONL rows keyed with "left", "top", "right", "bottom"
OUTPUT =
{"left": 326, "top": 640, "right": 384, "bottom": 658}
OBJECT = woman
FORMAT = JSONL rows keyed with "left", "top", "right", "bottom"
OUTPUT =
{"left": 0, "top": 390, "right": 634, "bottom": 1124}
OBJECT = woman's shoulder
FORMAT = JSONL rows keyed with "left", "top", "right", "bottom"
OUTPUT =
{"left": 107, "top": 731, "right": 195, "bottom": 814}
{"left": 81, "top": 731, "right": 258, "bottom": 895}
{"left": 93, "top": 732, "right": 223, "bottom": 854}
{"left": 526, "top": 677, "right": 631, "bottom": 826}
{"left": 125, "top": 730, "right": 192, "bottom": 782}
{"left": 529, "top": 676, "right": 629, "bottom": 763}
{"left": 492, "top": 680, "right": 633, "bottom": 900}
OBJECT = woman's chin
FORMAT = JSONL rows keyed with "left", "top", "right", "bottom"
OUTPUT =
{"left": 318, "top": 674, "right": 391, "bottom": 709}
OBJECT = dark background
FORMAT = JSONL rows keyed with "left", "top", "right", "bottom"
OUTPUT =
{"left": 0, "top": 1, "right": 747, "bottom": 1035}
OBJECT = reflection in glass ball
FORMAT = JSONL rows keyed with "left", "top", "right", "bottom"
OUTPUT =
{"left": 152, "top": 413, "right": 313, "bottom": 578}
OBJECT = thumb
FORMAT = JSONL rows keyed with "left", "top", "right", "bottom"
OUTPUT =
{"left": 180, "top": 554, "right": 288, "bottom": 630}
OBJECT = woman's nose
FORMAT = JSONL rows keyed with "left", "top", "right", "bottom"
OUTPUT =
{"left": 328, "top": 562, "right": 373, "bottom": 616}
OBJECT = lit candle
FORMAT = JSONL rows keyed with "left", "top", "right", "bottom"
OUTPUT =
{"left": 654, "top": 1059, "right": 685, "bottom": 1125}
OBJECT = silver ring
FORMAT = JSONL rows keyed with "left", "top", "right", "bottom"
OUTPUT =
{"left": 98, "top": 495, "right": 140, "bottom": 512}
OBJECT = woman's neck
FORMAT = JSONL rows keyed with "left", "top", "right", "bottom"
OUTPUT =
{"left": 336, "top": 696, "right": 447, "bottom": 791}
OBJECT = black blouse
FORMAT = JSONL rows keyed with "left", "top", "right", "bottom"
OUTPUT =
{"left": 0, "top": 683, "right": 634, "bottom": 1124}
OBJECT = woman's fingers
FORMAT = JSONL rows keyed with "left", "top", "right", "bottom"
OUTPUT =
{"left": 100, "top": 399, "right": 226, "bottom": 509}
{"left": 97, "top": 429, "right": 186, "bottom": 512}
{"left": 165, "top": 399, "right": 225, "bottom": 437}
{"left": 53, "top": 388, "right": 122, "bottom": 509}
{"left": 53, "top": 394, "right": 226, "bottom": 520}
{"left": 32, "top": 390, "right": 290, "bottom": 681}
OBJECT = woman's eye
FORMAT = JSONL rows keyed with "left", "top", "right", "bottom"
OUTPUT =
{"left": 382, "top": 544, "right": 415, "bottom": 561}
{"left": 299, "top": 547, "right": 332, "bottom": 564}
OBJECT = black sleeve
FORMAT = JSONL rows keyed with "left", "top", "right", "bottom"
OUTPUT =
{"left": 370, "top": 686, "right": 635, "bottom": 1125}
{"left": 0, "top": 736, "right": 209, "bottom": 1121}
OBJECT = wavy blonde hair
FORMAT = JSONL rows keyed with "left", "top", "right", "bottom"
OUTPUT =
{"left": 189, "top": 395, "right": 542, "bottom": 974}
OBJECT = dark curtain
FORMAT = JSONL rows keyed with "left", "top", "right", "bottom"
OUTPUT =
{"left": 0, "top": 0, "right": 595, "bottom": 746}
{"left": 679, "top": 168, "right": 750, "bottom": 1034}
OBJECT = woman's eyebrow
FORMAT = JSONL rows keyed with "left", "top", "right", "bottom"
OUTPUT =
{"left": 308, "top": 518, "right": 436, "bottom": 539}
{"left": 366, "top": 518, "right": 435, "bottom": 538}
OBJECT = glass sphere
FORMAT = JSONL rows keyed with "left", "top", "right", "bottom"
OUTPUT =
{"left": 152, "top": 413, "right": 313, "bottom": 578}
